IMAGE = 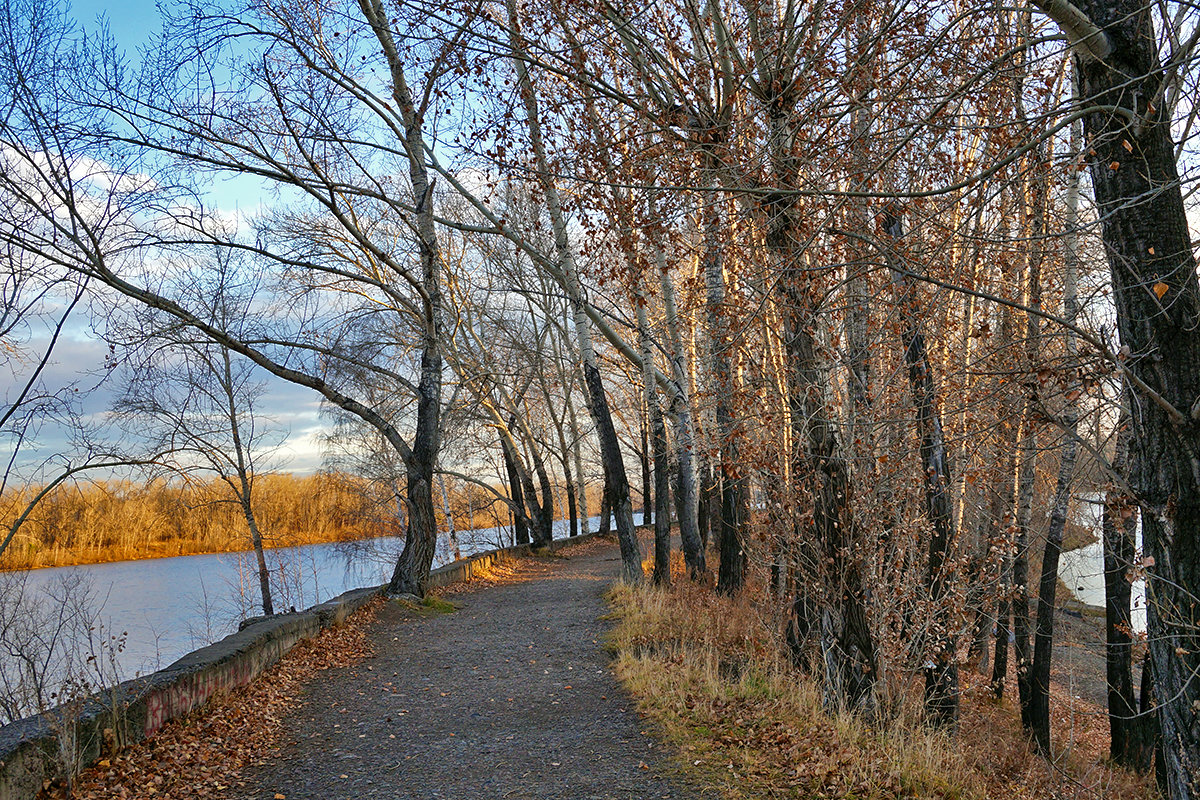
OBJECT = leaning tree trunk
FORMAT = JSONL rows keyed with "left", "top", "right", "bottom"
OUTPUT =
{"left": 222, "top": 347, "right": 274, "bottom": 617}
{"left": 598, "top": 475, "right": 612, "bottom": 537}
{"left": 583, "top": 361, "right": 643, "bottom": 577}
{"left": 498, "top": 414, "right": 551, "bottom": 548}
{"left": 524, "top": 431, "right": 555, "bottom": 548}
{"left": 1067, "top": 3, "right": 1200, "bottom": 793}
{"left": 500, "top": 429, "right": 530, "bottom": 546}
{"left": 505, "top": 0, "right": 641, "bottom": 579}
{"left": 237, "top": 489, "right": 273, "bottom": 617}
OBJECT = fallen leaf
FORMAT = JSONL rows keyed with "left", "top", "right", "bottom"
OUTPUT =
{"left": 1154, "top": 281, "right": 1170, "bottom": 299}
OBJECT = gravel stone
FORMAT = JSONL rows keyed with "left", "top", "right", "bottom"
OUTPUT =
{"left": 236, "top": 540, "right": 711, "bottom": 800}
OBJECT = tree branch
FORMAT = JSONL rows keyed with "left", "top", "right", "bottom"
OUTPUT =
{"left": 1031, "top": 0, "right": 1112, "bottom": 61}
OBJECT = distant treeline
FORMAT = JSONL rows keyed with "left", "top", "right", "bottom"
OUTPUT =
{"left": 0, "top": 472, "right": 530, "bottom": 571}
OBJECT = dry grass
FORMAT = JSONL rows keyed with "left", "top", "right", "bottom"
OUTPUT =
{"left": 607, "top": 557, "right": 1155, "bottom": 800}
{"left": 1, "top": 472, "right": 531, "bottom": 571}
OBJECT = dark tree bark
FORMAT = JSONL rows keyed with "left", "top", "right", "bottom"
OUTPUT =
{"left": 640, "top": 413, "right": 652, "bottom": 527}
{"left": 1104, "top": 413, "right": 1153, "bottom": 769}
{"left": 584, "top": 363, "right": 643, "bottom": 578}
{"left": 992, "top": 592, "right": 1011, "bottom": 697}
{"left": 697, "top": 458, "right": 713, "bottom": 551}
{"left": 651, "top": 397, "right": 672, "bottom": 586}
{"left": 525, "top": 432, "right": 555, "bottom": 548}
{"left": 1028, "top": 128, "right": 1081, "bottom": 752}
{"left": 883, "top": 210, "right": 958, "bottom": 726}
{"left": 564, "top": 456, "right": 578, "bottom": 537}
{"left": 384, "top": 245, "right": 443, "bottom": 596}
{"left": 504, "top": 0, "right": 641, "bottom": 580}
{"left": 1058, "top": 2, "right": 1200, "bottom": 793}
{"left": 388, "top": 451, "right": 440, "bottom": 596}
{"left": 500, "top": 429, "right": 530, "bottom": 546}
{"left": 598, "top": 467, "right": 612, "bottom": 537}
{"left": 1012, "top": 410, "right": 1036, "bottom": 726}
{"left": 990, "top": 421, "right": 1020, "bottom": 698}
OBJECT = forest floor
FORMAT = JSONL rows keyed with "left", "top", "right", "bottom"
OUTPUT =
{"left": 48, "top": 533, "right": 1146, "bottom": 800}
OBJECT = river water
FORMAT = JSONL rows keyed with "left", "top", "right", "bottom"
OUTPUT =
{"left": 2, "top": 501, "right": 1116, "bottom": 718}
{"left": 3, "top": 513, "right": 635, "bottom": 698}
{"left": 1057, "top": 493, "right": 1146, "bottom": 632}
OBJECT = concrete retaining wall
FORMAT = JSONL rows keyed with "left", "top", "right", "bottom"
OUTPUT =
{"left": 0, "top": 531, "right": 600, "bottom": 800}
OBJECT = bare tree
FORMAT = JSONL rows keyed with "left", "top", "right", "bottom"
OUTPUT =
{"left": 110, "top": 275, "right": 285, "bottom": 616}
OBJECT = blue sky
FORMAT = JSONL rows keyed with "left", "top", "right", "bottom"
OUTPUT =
{"left": 0, "top": 1, "right": 331, "bottom": 478}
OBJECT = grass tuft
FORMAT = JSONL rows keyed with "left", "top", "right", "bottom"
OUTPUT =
{"left": 392, "top": 593, "right": 459, "bottom": 615}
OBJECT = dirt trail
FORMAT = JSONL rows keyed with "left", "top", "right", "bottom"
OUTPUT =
{"left": 236, "top": 538, "right": 709, "bottom": 800}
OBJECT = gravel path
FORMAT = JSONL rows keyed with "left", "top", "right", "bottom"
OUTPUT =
{"left": 237, "top": 538, "right": 709, "bottom": 800}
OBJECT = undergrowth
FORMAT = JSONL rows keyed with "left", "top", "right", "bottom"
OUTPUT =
{"left": 606, "top": 558, "right": 1154, "bottom": 800}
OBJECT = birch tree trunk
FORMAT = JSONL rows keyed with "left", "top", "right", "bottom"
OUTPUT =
{"left": 700, "top": 170, "right": 747, "bottom": 595}
{"left": 655, "top": 228, "right": 706, "bottom": 577}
